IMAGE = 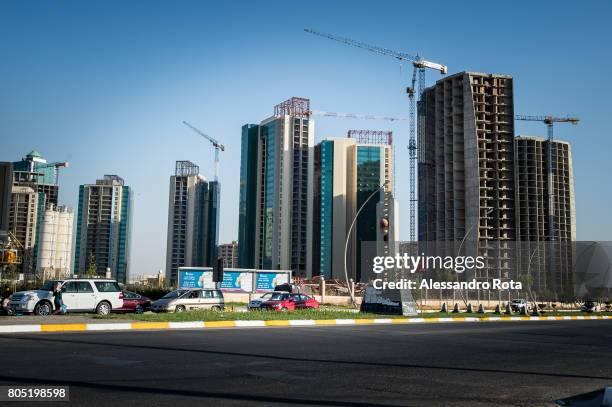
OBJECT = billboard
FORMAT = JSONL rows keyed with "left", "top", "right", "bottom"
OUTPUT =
{"left": 177, "top": 267, "right": 292, "bottom": 293}
{"left": 220, "top": 271, "right": 253, "bottom": 292}
{"left": 255, "top": 271, "right": 290, "bottom": 292}
{"left": 178, "top": 267, "right": 214, "bottom": 289}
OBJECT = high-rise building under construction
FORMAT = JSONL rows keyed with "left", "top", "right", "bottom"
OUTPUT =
{"left": 10, "top": 151, "right": 69, "bottom": 276}
{"left": 418, "top": 72, "right": 516, "bottom": 277}
{"left": 515, "top": 136, "right": 575, "bottom": 241}
{"left": 419, "top": 72, "right": 516, "bottom": 240}
{"left": 515, "top": 136, "right": 576, "bottom": 290}
{"left": 418, "top": 71, "right": 576, "bottom": 292}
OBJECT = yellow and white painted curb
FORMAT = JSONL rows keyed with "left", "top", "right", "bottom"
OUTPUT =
{"left": 0, "top": 315, "right": 609, "bottom": 334}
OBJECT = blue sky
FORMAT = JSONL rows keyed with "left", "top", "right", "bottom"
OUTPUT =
{"left": 1, "top": 1, "right": 611, "bottom": 278}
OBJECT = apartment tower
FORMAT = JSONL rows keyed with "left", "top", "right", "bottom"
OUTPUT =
{"left": 247, "top": 97, "right": 314, "bottom": 277}
{"left": 165, "top": 161, "right": 219, "bottom": 284}
{"left": 313, "top": 131, "right": 395, "bottom": 282}
{"left": 74, "top": 175, "right": 133, "bottom": 283}
{"left": 237, "top": 124, "right": 259, "bottom": 268}
{"left": 219, "top": 241, "right": 238, "bottom": 269}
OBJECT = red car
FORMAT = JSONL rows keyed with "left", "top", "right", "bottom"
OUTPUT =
{"left": 261, "top": 293, "right": 319, "bottom": 312}
{"left": 116, "top": 291, "right": 151, "bottom": 313}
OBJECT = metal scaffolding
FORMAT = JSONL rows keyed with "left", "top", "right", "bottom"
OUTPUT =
{"left": 347, "top": 130, "right": 393, "bottom": 145}
{"left": 175, "top": 160, "right": 200, "bottom": 177}
{"left": 274, "top": 97, "right": 311, "bottom": 118}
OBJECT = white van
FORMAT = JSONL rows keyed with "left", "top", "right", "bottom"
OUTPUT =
{"left": 9, "top": 279, "right": 124, "bottom": 316}
{"left": 150, "top": 289, "right": 224, "bottom": 313}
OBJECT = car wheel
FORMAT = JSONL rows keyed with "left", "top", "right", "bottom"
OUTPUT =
{"left": 34, "top": 301, "right": 52, "bottom": 316}
{"left": 175, "top": 305, "right": 186, "bottom": 313}
{"left": 135, "top": 305, "right": 144, "bottom": 314}
{"left": 96, "top": 301, "right": 111, "bottom": 315}
{"left": 211, "top": 305, "right": 222, "bottom": 311}
{"left": 281, "top": 307, "right": 288, "bottom": 312}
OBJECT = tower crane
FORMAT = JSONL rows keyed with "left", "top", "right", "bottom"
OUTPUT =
{"left": 515, "top": 115, "right": 579, "bottom": 241}
{"left": 309, "top": 110, "right": 407, "bottom": 122}
{"left": 304, "top": 28, "right": 447, "bottom": 242}
{"left": 182, "top": 121, "right": 225, "bottom": 182}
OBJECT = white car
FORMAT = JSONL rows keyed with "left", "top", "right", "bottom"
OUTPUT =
{"left": 510, "top": 299, "right": 532, "bottom": 313}
{"left": 9, "top": 279, "right": 124, "bottom": 316}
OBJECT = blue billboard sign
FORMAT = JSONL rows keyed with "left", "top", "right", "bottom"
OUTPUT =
{"left": 219, "top": 271, "right": 253, "bottom": 292}
{"left": 178, "top": 268, "right": 213, "bottom": 289}
{"left": 255, "top": 272, "right": 290, "bottom": 292}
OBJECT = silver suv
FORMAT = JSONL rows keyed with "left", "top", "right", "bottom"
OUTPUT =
{"left": 151, "top": 289, "right": 224, "bottom": 313}
{"left": 10, "top": 279, "right": 123, "bottom": 316}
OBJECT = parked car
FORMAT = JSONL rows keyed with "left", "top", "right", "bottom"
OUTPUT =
{"left": 260, "top": 293, "right": 320, "bottom": 312}
{"left": 150, "top": 289, "right": 224, "bottom": 313}
{"left": 580, "top": 300, "right": 601, "bottom": 313}
{"left": 510, "top": 299, "right": 532, "bottom": 313}
{"left": 116, "top": 291, "right": 151, "bottom": 314}
{"left": 9, "top": 279, "right": 123, "bottom": 316}
{"left": 248, "top": 292, "right": 284, "bottom": 310}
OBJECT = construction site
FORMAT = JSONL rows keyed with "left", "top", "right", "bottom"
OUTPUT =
{"left": 302, "top": 28, "right": 581, "bottom": 304}
{"left": 0, "top": 27, "right": 583, "bottom": 303}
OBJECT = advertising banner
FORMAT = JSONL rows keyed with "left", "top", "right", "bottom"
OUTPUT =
{"left": 255, "top": 271, "right": 290, "bottom": 292}
{"left": 220, "top": 271, "right": 253, "bottom": 292}
{"left": 178, "top": 268, "right": 213, "bottom": 289}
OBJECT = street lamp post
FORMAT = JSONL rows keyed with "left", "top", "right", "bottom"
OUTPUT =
{"left": 525, "top": 243, "right": 540, "bottom": 308}
{"left": 344, "top": 180, "right": 390, "bottom": 308}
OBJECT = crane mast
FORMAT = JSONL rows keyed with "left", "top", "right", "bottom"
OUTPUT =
{"left": 182, "top": 121, "right": 225, "bottom": 182}
{"left": 305, "top": 28, "right": 447, "bottom": 242}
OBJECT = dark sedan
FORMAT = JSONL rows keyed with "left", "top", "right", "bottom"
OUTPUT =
{"left": 116, "top": 291, "right": 151, "bottom": 313}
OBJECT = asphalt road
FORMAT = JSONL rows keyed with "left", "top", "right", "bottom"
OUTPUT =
{"left": 0, "top": 321, "right": 611, "bottom": 407}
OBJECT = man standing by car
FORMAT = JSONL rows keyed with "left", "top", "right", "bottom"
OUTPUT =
{"left": 53, "top": 282, "right": 64, "bottom": 315}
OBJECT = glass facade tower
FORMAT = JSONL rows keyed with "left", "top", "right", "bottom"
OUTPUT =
{"left": 165, "top": 161, "right": 219, "bottom": 285}
{"left": 260, "top": 120, "right": 277, "bottom": 270}
{"left": 355, "top": 146, "right": 382, "bottom": 281}
{"left": 312, "top": 138, "right": 393, "bottom": 282}
{"left": 74, "top": 175, "right": 132, "bottom": 283}
{"left": 237, "top": 124, "right": 259, "bottom": 268}
{"left": 316, "top": 140, "right": 334, "bottom": 278}
{"left": 242, "top": 98, "right": 314, "bottom": 277}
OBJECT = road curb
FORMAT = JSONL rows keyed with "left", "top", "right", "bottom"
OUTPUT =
{"left": 0, "top": 315, "right": 609, "bottom": 334}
